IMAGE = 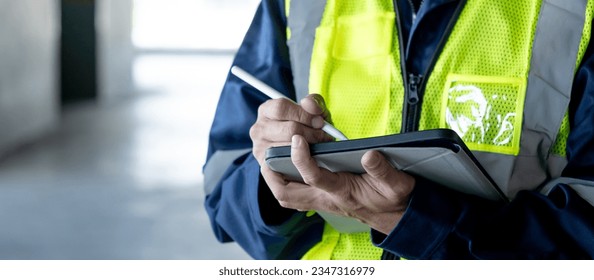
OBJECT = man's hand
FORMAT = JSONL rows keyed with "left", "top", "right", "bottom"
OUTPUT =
{"left": 262, "top": 134, "right": 416, "bottom": 235}
{"left": 250, "top": 94, "right": 334, "bottom": 167}
{"left": 250, "top": 94, "right": 335, "bottom": 223}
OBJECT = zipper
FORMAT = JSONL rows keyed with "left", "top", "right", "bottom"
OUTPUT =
{"left": 394, "top": 0, "right": 413, "bottom": 133}
{"left": 407, "top": 0, "right": 424, "bottom": 15}
{"left": 396, "top": 0, "right": 468, "bottom": 133}
{"left": 402, "top": 73, "right": 423, "bottom": 132}
{"left": 380, "top": 0, "right": 468, "bottom": 262}
{"left": 407, "top": 73, "right": 421, "bottom": 104}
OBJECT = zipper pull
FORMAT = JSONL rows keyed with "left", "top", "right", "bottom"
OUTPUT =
{"left": 407, "top": 74, "right": 422, "bottom": 105}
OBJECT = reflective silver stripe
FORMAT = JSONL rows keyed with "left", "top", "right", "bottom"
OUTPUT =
{"left": 525, "top": 0, "right": 587, "bottom": 154}
{"left": 287, "top": 0, "right": 326, "bottom": 101}
{"left": 203, "top": 148, "right": 252, "bottom": 195}
{"left": 496, "top": 0, "right": 588, "bottom": 197}
{"left": 473, "top": 152, "right": 570, "bottom": 199}
{"left": 541, "top": 177, "right": 594, "bottom": 207}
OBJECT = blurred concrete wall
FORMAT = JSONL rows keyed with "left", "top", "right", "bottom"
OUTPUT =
{"left": 0, "top": 0, "right": 134, "bottom": 157}
{"left": 0, "top": 0, "right": 60, "bottom": 158}
{"left": 97, "top": 0, "right": 134, "bottom": 103}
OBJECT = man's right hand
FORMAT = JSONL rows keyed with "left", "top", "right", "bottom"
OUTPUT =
{"left": 249, "top": 94, "right": 335, "bottom": 167}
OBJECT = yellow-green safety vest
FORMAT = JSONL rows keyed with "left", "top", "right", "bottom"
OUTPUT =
{"left": 285, "top": 0, "right": 594, "bottom": 260}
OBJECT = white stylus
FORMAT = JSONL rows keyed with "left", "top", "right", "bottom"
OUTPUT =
{"left": 231, "top": 66, "right": 349, "bottom": 141}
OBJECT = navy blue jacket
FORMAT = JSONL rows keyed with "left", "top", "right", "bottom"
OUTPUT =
{"left": 205, "top": 0, "right": 594, "bottom": 259}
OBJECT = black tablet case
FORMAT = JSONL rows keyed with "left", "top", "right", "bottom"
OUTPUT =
{"left": 265, "top": 129, "right": 505, "bottom": 233}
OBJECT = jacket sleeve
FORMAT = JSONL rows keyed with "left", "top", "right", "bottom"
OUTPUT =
{"left": 372, "top": 25, "right": 594, "bottom": 259}
{"left": 203, "top": 0, "right": 324, "bottom": 260}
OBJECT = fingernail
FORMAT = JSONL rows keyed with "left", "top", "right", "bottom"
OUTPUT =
{"left": 311, "top": 96, "right": 321, "bottom": 107}
{"left": 364, "top": 151, "right": 381, "bottom": 167}
{"left": 312, "top": 116, "right": 325, "bottom": 129}
{"left": 370, "top": 150, "right": 381, "bottom": 160}
{"left": 311, "top": 94, "right": 325, "bottom": 106}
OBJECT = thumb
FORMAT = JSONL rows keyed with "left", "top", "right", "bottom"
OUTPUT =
{"left": 361, "top": 150, "right": 398, "bottom": 181}
{"left": 300, "top": 94, "right": 333, "bottom": 124}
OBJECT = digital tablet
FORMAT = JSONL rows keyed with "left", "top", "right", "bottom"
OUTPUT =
{"left": 265, "top": 129, "right": 506, "bottom": 233}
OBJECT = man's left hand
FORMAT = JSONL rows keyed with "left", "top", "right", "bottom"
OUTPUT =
{"left": 264, "top": 134, "right": 416, "bottom": 235}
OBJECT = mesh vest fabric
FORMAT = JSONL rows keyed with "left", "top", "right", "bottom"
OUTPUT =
{"left": 301, "top": 223, "right": 383, "bottom": 260}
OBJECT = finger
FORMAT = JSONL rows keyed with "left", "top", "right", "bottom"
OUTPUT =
{"left": 250, "top": 120, "right": 333, "bottom": 144}
{"left": 260, "top": 164, "right": 288, "bottom": 186}
{"left": 282, "top": 181, "right": 331, "bottom": 211}
{"left": 290, "top": 134, "right": 338, "bottom": 191}
{"left": 259, "top": 98, "right": 325, "bottom": 129}
{"left": 300, "top": 94, "right": 333, "bottom": 123}
{"left": 250, "top": 120, "right": 289, "bottom": 165}
{"left": 261, "top": 165, "right": 326, "bottom": 210}
{"left": 261, "top": 165, "right": 303, "bottom": 203}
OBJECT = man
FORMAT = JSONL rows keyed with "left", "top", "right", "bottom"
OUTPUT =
{"left": 204, "top": 0, "right": 594, "bottom": 259}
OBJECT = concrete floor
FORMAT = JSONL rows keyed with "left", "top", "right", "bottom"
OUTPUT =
{"left": 0, "top": 54, "right": 251, "bottom": 259}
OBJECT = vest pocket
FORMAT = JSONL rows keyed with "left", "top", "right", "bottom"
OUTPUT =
{"left": 440, "top": 74, "right": 527, "bottom": 156}
{"left": 310, "top": 12, "right": 398, "bottom": 139}
{"left": 332, "top": 13, "right": 394, "bottom": 59}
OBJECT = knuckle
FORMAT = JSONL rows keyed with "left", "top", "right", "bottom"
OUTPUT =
{"left": 260, "top": 99, "right": 282, "bottom": 119}
{"left": 270, "top": 99, "right": 291, "bottom": 118}
{"left": 249, "top": 124, "right": 259, "bottom": 139}
{"left": 257, "top": 100, "right": 270, "bottom": 116}
{"left": 250, "top": 123, "right": 268, "bottom": 142}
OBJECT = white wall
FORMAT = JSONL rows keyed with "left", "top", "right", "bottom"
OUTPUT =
{"left": 0, "top": 0, "right": 60, "bottom": 158}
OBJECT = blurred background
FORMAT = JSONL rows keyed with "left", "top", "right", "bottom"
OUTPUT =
{"left": 0, "top": 0, "right": 259, "bottom": 259}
